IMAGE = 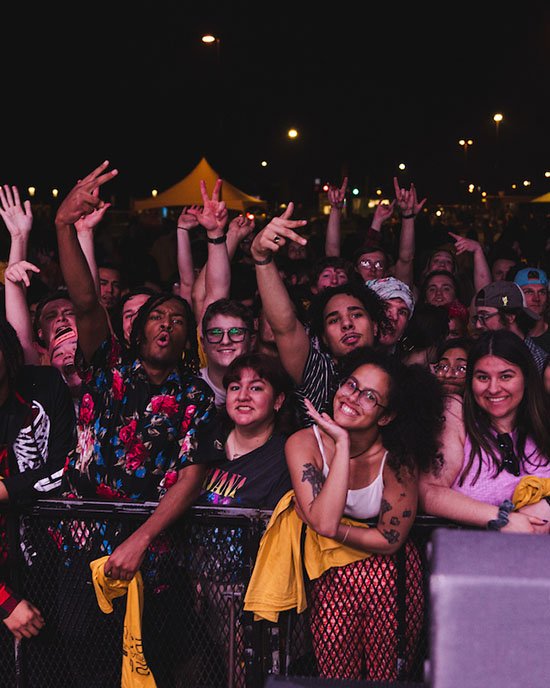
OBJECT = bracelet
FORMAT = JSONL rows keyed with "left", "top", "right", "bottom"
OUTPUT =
{"left": 207, "top": 234, "right": 227, "bottom": 244}
{"left": 341, "top": 524, "right": 352, "bottom": 544}
{"left": 177, "top": 226, "right": 191, "bottom": 231}
{"left": 253, "top": 254, "right": 273, "bottom": 266}
{"left": 487, "top": 499, "right": 514, "bottom": 531}
{"left": 402, "top": 213, "right": 416, "bottom": 219}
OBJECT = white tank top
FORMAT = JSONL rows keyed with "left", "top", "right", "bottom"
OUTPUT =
{"left": 313, "top": 424, "right": 386, "bottom": 520}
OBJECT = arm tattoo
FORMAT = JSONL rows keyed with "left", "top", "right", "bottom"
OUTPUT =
{"left": 301, "top": 463, "right": 325, "bottom": 501}
{"left": 402, "top": 509, "right": 412, "bottom": 518}
{"left": 382, "top": 529, "right": 400, "bottom": 545}
{"left": 380, "top": 498, "right": 392, "bottom": 517}
{"left": 390, "top": 516, "right": 400, "bottom": 526}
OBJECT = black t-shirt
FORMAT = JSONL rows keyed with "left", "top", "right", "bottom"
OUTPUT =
{"left": 197, "top": 429, "right": 291, "bottom": 510}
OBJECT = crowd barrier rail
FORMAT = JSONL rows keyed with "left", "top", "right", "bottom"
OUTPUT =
{"left": 0, "top": 499, "right": 459, "bottom": 688}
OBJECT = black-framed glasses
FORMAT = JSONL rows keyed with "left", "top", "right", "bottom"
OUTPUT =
{"left": 496, "top": 433, "right": 520, "bottom": 476}
{"left": 435, "top": 363, "right": 467, "bottom": 377}
{"left": 205, "top": 327, "right": 250, "bottom": 344}
{"left": 472, "top": 311, "right": 499, "bottom": 326}
{"left": 338, "top": 376, "right": 388, "bottom": 411}
{"left": 358, "top": 259, "right": 385, "bottom": 271}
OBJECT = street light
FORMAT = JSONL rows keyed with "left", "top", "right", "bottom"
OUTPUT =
{"left": 493, "top": 113, "right": 503, "bottom": 139}
{"left": 458, "top": 139, "right": 473, "bottom": 162}
{"left": 287, "top": 128, "right": 298, "bottom": 139}
{"left": 202, "top": 34, "right": 220, "bottom": 57}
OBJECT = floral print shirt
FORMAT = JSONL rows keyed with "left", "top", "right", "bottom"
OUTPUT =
{"left": 62, "top": 335, "right": 216, "bottom": 501}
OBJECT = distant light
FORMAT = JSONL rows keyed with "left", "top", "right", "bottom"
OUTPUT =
{"left": 512, "top": 184, "right": 517, "bottom": 189}
{"left": 545, "top": 171, "right": 550, "bottom": 178}
{"left": 202, "top": 35, "right": 216, "bottom": 43}
{"left": 288, "top": 129, "right": 298, "bottom": 139}
{"left": 246, "top": 212, "right": 255, "bottom": 220}
{"left": 523, "top": 180, "right": 531, "bottom": 187}
{"left": 314, "top": 178, "right": 321, "bottom": 185}
{"left": 352, "top": 188, "right": 359, "bottom": 196}
{"left": 493, "top": 113, "right": 503, "bottom": 123}
{"left": 398, "top": 163, "right": 406, "bottom": 170}
{"left": 28, "top": 187, "right": 36, "bottom": 197}
{"left": 322, "top": 184, "right": 329, "bottom": 192}
{"left": 152, "top": 189, "right": 158, "bottom": 197}
{"left": 481, "top": 191, "right": 487, "bottom": 197}
{"left": 260, "top": 160, "right": 268, "bottom": 167}
{"left": 376, "top": 189, "right": 382, "bottom": 196}
{"left": 435, "top": 209, "right": 442, "bottom": 217}
{"left": 468, "top": 140, "right": 473, "bottom": 146}
{"left": 468, "top": 184, "right": 475, "bottom": 193}
{"left": 459, "top": 139, "right": 465, "bottom": 146}
{"left": 52, "top": 188, "right": 59, "bottom": 198}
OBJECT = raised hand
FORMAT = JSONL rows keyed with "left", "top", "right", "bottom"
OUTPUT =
{"left": 372, "top": 199, "right": 396, "bottom": 227}
{"left": 250, "top": 203, "right": 307, "bottom": 262}
{"left": 75, "top": 187, "right": 111, "bottom": 233}
{"left": 188, "top": 179, "right": 228, "bottom": 234}
{"left": 304, "top": 398, "right": 350, "bottom": 448}
{"left": 177, "top": 205, "right": 201, "bottom": 231}
{"left": 393, "top": 177, "right": 426, "bottom": 217}
{"left": 4, "top": 260, "right": 40, "bottom": 288}
{"left": 448, "top": 232, "right": 482, "bottom": 256}
{"left": 0, "top": 185, "right": 33, "bottom": 238}
{"left": 228, "top": 214, "right": 255, "bottom": 242}
{"left": 55, "top": 160, "right": 118, "bottom": 226}
{"left": 328, "top": 177, "right": 348, "bottom": 209}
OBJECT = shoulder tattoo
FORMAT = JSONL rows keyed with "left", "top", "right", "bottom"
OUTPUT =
{"left": 301, "top": 462, "right": 325, "bottom": 501}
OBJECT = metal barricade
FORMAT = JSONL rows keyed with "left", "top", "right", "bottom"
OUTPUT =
{"left": 0, "top": 499, "right": 455, "bottom": 687}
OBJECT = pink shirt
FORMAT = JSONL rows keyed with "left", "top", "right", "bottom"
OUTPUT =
{"left": 452, "top": 433, "right": 550, "bottom": 506}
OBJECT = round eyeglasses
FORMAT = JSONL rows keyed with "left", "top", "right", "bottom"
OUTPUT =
{"left": 338, "top": 376, "right": 388, "bottom": 411}
{"left": 358, "top": 259, "right": 385, "bottom": 271}
{"left": 435, "top": 363, "right": 467, "bottom": 377}
{"left": 205, "top": 327, "right": 250, "bottom": 344}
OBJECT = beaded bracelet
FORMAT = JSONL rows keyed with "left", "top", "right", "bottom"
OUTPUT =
{"left": 487, "top": 499, "right": 514, "bottom": 531}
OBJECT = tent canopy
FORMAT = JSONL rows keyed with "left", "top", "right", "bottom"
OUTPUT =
{"left": 531, "top": 192, "right": 550, "bottom": 203}
{"left": 132, "top": 158, "right": 267, "bottom": 212}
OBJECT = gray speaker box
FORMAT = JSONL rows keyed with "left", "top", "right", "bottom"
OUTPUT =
{"left": 428, "top": 528, "right": 550, "bottom": 688}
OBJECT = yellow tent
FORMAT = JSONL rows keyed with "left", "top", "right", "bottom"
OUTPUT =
{"left": 132, "top": 158, "right": 267, "bottom": 212}
{"left": 531, "top": 192, "right": 550, "bottom": 203}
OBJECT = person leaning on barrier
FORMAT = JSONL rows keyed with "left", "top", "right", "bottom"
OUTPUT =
{"left": 54, "top": 162, "right": 217, "bottom": 687}
{"left": 282, "top": 346, "right": 444, "bottom": 681}
{"left": 419, "top": 330, "right": 550, "bottom": 533}
{"left": 0, "top": 318, "right": 75, "bottom": 639}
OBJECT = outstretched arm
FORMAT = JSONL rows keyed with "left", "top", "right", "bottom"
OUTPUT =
{"left": 448, "top": 232, "right": 491, "bottom": 293}
{"left": 176, "top": 205, "right": 200, "bottom": 305}
{"left": 394, "top": 177, "right": 426, "bottom": 288}
{"left": 325, "top": 177, "right": 348, "bottom": 257}
{"left": 55, "top": 161, "right": 118, "bottom": 363}
{"left": 250, "top": 203, "right": 310, "bottom": 385}
{"left": 74, "top": 189, "right": 111, "bottom": 295}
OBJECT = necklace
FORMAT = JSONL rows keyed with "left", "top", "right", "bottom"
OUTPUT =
{"left": 226, "top": 430, "right": 273, "bottom": 460}
{"left": 349, "top": 446, "right": 370, "bottom": 460}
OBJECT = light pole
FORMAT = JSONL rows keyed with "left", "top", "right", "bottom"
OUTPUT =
{"left": 458, "top": 139, "right": 473, "bottom": 163}
{"left": 201, "top": 34, "right": 220, "bottom": 59}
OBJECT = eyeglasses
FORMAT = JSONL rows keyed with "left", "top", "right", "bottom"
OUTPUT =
{"left": 472, "top": 311, "right": 499, "bottom": 326}
{"left": 338, "top": 376, "right": 388, "bottom": 411}
{"left": 496, "top": 433, "right": 520, "bottom": 476}
{"left": 205, "top": 327, "right": 250, "bottom": 344}
{"left": 358, "top": 259, "right": 385, "bottom": 271}
{"left": 435, "top": 363, "right": 467, "bottom": 377}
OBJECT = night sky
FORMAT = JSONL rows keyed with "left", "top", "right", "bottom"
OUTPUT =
{"left": 2, "top": 3, "right": 550, "bottom": 207}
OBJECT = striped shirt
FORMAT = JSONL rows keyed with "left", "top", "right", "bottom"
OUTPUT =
{"left": 294, "top": 340, "right": 340, "bottom": 426}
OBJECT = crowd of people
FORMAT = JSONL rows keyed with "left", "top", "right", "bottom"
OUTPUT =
{"left": 2, "top": 161, "right": 550, "bottom": 685}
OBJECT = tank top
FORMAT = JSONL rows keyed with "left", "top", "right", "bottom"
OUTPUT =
{"left": 312, "top": 425, "right": 386, "bottom": 520}
{"left": 451, "top": 432, "right": 550, "bottom": 506}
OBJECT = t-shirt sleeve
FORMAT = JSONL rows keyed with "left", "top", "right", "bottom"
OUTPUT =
{"left": 0, "top": 582, "right": 22, "bottom": 620}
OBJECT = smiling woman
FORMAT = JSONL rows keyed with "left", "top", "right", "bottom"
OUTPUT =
{"left": 420, "top": 330, "right": 550, "bottom": 533}
{"left": 283, "top": 346, "right": 443, "bottom": 681}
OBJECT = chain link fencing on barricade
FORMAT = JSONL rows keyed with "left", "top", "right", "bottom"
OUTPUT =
{"left": 0, "top": 499, "right": 458, "bottom": 688}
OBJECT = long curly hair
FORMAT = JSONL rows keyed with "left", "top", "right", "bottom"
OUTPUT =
{"left": 336, "top": 346, "right": 444, "bottom": 475}
{"left": 459, "top": 329, "right": 550, "bottom": 486}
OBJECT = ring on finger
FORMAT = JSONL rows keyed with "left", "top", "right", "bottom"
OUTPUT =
{"left": 273, "top": 235, "right": 281, "bottom": 244}
{"left": 105, "top": 569, "right": 112, "bottom": 578}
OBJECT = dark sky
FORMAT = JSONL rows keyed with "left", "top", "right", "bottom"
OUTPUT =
{"left": 2, "top": 3, "right": 550, "bottom": 207}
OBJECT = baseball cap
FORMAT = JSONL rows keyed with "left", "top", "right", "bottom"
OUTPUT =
{"left": 475, "top": 281, "right": 540, "bottom": 320}
{"left": 514, "top": 267, "right": 549, "bottom": 287}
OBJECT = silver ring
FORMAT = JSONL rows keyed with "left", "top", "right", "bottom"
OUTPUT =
{"left": 273, "top": 235, "right": 281, "bottom": 244}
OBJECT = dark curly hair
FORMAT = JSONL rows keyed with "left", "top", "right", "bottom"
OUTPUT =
{"left": 0, "top": 317, "right": 24, "bottom": 390}
{"left": 307, "top": 282, "right": 390, "bottom": 350}
{"left": 129, "top": 292, "right": 200, "bottom": 374}
{"left": 336, "top": 346, "right": 444, "bottom": 474}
